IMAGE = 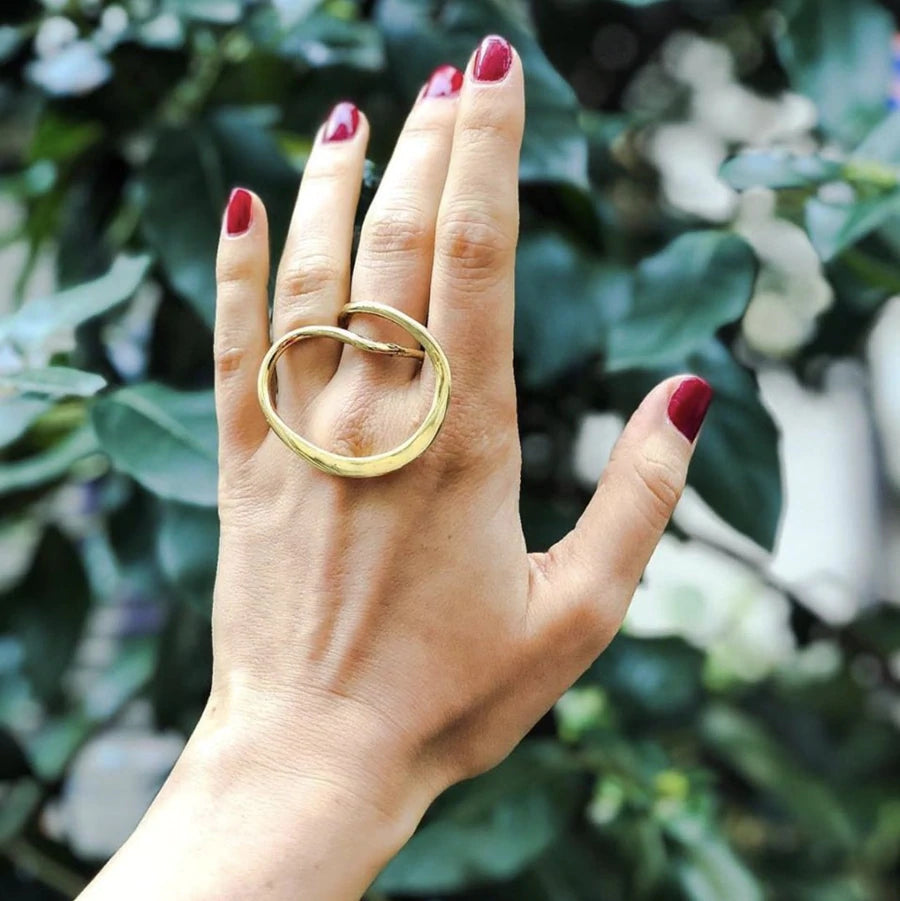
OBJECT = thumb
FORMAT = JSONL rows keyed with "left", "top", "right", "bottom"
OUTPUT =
{"left": 530, "top": 375, "right": 712, "bottom": 649}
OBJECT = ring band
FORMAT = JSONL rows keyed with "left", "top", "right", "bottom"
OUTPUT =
{"left": 257, "top": 302, "right": 451, "bottom": 478}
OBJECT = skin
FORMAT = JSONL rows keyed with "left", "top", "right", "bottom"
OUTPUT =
{"left": 80, "top": 42, "right": 705, "bottom": 901}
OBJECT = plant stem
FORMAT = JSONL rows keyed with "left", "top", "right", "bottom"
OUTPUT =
{"left": 4, "top": 838, "right": 87, "bottom": 898}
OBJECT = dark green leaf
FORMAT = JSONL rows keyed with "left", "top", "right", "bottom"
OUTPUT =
{"left": 776, "top": 0, "right": 894, "bottom": 145}
{"left": 505, "top": 837, "right": 623, "bottom": 901}
{"left": 141, "top": 111, "right": 297, "bottom": 326}
{"left": 806, "top": 191, "right": 900, "bottom": 262}
{"left": 375, "top": 743, "right": 581, "bottom": 894}
{"left": 606, "top": 232, "right": 757, "bottom": 372}
{"left": 0, "top": 367, "right": 106, "bottom": 399}
{"left": 158, "top": 502, "right": 219, "bottom": 615}
{"left": 720, "top": 151, "right": 841, "bottom": 190}
{"left": 92, "top": 384, "right": 217, "bottom": 506}
{"left": 2, "top": 529, "right": 91, "bottom": 707}
{"left": 515, "top": 229, "right": 631, "bottom": 386}
{"left": 701, "top": 704, "right": 856, "bottom": 849}
{"left": 608, "top": 341, "right": 782, "bottom": 549}
{"left": 585, "top": 635, "right": 704, "bottom": 719}
{"left": 0, "top": 255, "right": 151, "bottom": 353}
{"left": 0, "top": 426, "right": 100, "bottom": 497}
{"left": 0, "top": 27, "right": 24, "bottom": 65}
{"left": 375, "top": 0, "right": 588, "bottom": 188}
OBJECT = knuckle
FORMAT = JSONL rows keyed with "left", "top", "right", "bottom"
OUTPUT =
{"left": 319, "top": 387, "right": 380, "bottom": 459}
{"left": 457, "top": 114, "right": 517, "bottom": 149}
{"left": 301, "top": 159, "right": 356, "bottom": 189}
{"left": 216, "top": 254, "right": 255, "bottom": 289}
{"left": 436, "top": 207, "right": 513, "bottom": 279}
{"left": 213, "top": 343, "right": 246, "bottom": 375}
{"left": 362, "top": 206, "right": 433, "bottom": 260}
{"left": 277, "top": 252, "right": 343, "bottom": 305}
{"left": 630, "top": 453, "right": 683, "bottom": 531}
{"left": 430, "top": 405, "right": 517, "bottom": 482}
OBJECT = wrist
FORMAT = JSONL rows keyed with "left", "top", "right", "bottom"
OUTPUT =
{"left": 84, "top": 704, "right": 437, "bottom": 901}
{"left": 180, "top": 689, "right": 438, "bottom": 877}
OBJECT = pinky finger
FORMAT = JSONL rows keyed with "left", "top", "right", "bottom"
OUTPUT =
{"left": 214, "top": 188, "right": 271, "bottom": 463}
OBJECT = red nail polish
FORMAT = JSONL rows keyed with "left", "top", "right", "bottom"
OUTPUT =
{"left": 225, "top": 188, "right": 252, "bottom": 236}
{"left": 473, "top": 35, "right": 512, "bottom": 83}
{"left": 667, "top": 377, "right": 713, "bottom": 442}
{"left": 323, "top": 101, "right": 360, "bottom": 142}
{"left": 422, "top": 64, "right": 463, "bottom": 99}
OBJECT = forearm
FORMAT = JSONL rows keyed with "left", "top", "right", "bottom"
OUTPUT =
{"left": 79, "top": 708, "right": 432, "bottom": 901}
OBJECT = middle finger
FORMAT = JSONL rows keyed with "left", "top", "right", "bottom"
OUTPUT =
{"left": 341, "top": 65, "right": 463, "bottom": 379}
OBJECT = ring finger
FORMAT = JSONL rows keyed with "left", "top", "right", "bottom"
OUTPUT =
{"left": 341, "top": 65, "right": 463, "bottom": 381}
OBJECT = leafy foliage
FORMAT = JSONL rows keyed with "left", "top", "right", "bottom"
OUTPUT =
{"left": 0, "top": 0, "right": 899, "bottom": 898}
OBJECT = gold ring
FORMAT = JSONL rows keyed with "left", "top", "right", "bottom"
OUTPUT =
{"left": 257, "top": 301, "right": 451, "bottom": 478}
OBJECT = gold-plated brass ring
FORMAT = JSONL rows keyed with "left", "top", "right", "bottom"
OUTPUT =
{"left": 257, "top": 301, "right": 451, "bottom": 478}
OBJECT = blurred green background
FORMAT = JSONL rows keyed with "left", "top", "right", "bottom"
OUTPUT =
{"left": 2, "top": 0, "right": 900, "bottom": 898}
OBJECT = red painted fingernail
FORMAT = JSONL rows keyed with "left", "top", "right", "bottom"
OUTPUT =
{"left": 473, "top": 35, "right": 512, "bottom": 83}
{"left": 422, "top": 64, "right": 463, "bottom": 99}
{"left": 323, "top": 101, "right": 360, "bottom": 142}
{"left": 668, "top": 377, "right": 713, "bottom": 442}
{"left": 225, "top": 188, "right": 252, "bottom": 236}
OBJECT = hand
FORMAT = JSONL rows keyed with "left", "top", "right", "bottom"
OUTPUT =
{"left": 81, "top": 36, "right": 712, "bottom": 901}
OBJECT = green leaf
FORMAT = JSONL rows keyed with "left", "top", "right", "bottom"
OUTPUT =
{"left": 82, "top": 636, "right": 159, "bottom": 721}
{"left": 375, "top": 743, "right": 581, "bottom": 894}
{"left": 141, "top": 110, "right": 297, "bottom": 327}
{"left": 852, "top": 111, "right": 900, "bottom": 166}
{"left": 720, "top": 151, "right": 841, "bottom": 190}
{"left": 254, "top": 8, "right": 385, "bottom": 70}
{"left": 162, "top": 0, "right": 247, "bottom": 23}
{"left": 701, "top": 704, "right": 857, "bottom": 849}
{"left": 776, "top": 0, "right": 894, "bottom": 145}
{"left": 270, "top": 0, "right": 320, "bottom": 29}
{"left": 0, "top": 426, "right": 100, "bottom": 497}
{"left": 806, "top": 191, "right": 900, "bottom": 262}
{"left": 667, "top": 813, "right": 763, "bottom": 901}
{"left": 25, "top": 711, "right": 92, "bottom": 782}
{"left": 606, "top": 232, "right": 757, "bottom": 372}
{"left": 0, "top": 397, "right": 53, "bottom": 448}
{"left": 0, "top": 255, "right": 151, "bottom": 353}
{"left": 375, "top": 0, "right": 588, "bottom": 188}
{"left": 158, "top": 502, "right": 219, "bottom": 615}
{"left": 608, "top": 341, "right": 782, "bottom": 550}
{"left": 0, "top": 367, "right": 106, "bottom": 398}
{"left": 1, "top": 529, "right": 91, "bottom": 707}
{"left": 92, "top": 384, "right": 218, "bottom": 506}
{"left": 515, "top": 229, "right": 631, "bottom": 386}
{"left": 0, "top": 780, "right": 42, "bottom": 846}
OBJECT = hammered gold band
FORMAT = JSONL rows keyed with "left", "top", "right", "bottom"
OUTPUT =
{"left": 257, "top": 302, "right": 451, "bottom": 478}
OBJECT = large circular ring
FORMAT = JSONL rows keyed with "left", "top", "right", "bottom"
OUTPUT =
{"left": 257, "top": 301, "right": 451, "bottom": 478}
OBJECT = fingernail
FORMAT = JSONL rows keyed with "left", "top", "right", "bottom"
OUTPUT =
{"left": 225, "top": 188, "right": 252, "bottom": 236}
{"left": 422, "top": 64, "right": 464, "bottom": 99}
{"left": 473, "top": 35, "right": 512, "bottom": 83}
{"left": 323, "top": 101, "right": 360, "bottom": 143}
{"left": 667, "top": 377, "right": 713, "bottom": 443}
